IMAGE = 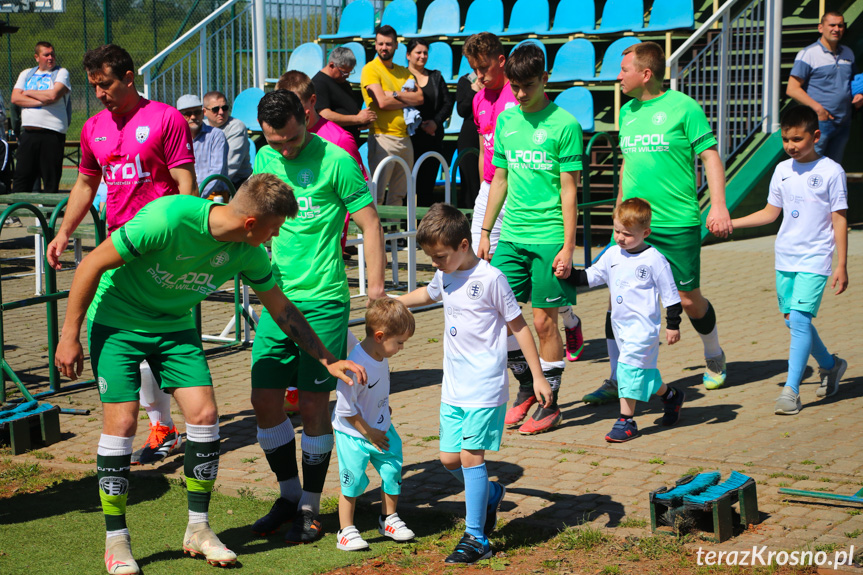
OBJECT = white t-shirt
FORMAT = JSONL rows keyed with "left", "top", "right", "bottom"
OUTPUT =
{"left": 768, "top": 156, "right": 848, "bottom": 276}
{"left": 587, "top": 245, "right": 680, "bottom": 369}
{"left": 426, "top": 259, "right": 522, "bottom": 408}
{"left": 14, "top": 67, "right": 71, "bottom": 133}
{"left": 332, "top": 343, "right": 391, "bottom": 439}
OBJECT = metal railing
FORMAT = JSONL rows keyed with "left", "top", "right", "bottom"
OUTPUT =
{"left": 668, "top": 0, "right": 778, "bottom": 196}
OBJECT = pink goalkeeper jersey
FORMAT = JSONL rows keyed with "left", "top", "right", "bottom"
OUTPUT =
{"left": 309, "top": 116, "right": 368, "bottom": 181}
{"left": 79, "top": 98, "right": 195, "bottom": 232}
{"left": 473, "top": 81, "right": 518, "bottom": 184}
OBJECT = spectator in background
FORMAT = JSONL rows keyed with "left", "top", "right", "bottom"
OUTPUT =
{"left": 361, "top": 25, "right": 423, "bottom": 206}
{"left": 406, "top": 38, "right": 453, "bottom": 206}
{"left": 455, "top": 71, "right": 482, "bottom": 208}
{"left": 177, "top": 94, "right": 229, "bottom": 197}
{"left": 787, "top": 11, "right": 861, "bottom": 164}
{"left": 313, "top": 47, "right": 377, "bottom": 147}
{"left": 203, "top": 90, "right": 253, "bottom": 190}
{"left": 11, "top": 41, "right": 71, "bottom": 194}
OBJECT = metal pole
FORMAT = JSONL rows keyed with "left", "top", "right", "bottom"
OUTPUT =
{"left": 253, "top": 0, "right": 267, "bottom": 89}
{"left": 199, "top": 28, "right": 208, "bottom": 95}
{"left": 717, "top": 12, "right": 729, "bottom": 162}
{"left": 104, "top": 0, "right": 111, "bottom": 44}
{"left": 767, "top": 0, "right": 782, "bottom": 133}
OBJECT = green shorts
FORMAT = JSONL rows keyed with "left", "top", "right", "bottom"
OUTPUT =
{"left": 88, "top": 322, "right": 212, "bottom": 404}
{"left": 644, "top": 226, "right": 701, "bottom": 291}
{"left": 251, "top": 300, "right": 349, "bottom": 392}
{"left": 776, "top": 271, "right": 827, "bottom": 317}
{"left": 491, "top": 241, "right": 578, "bottom": 308}
{"left": 617, "top": 362, "right": 663, "bottom": 403}
{"left": 439, "top": 402, "right": 506, "bottom": 453}
{"left": 335, "top": 425, "right": 403, "bottom": 497}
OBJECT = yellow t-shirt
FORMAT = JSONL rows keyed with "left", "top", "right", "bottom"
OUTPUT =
{"left": 360, "top": 57, "right": 415, "bottom": 137}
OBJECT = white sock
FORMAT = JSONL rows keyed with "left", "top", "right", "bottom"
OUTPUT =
{"left": 106, "top": 528, "right": 130, "bottom": 540}
{"left": 298, "top": 491, "right": 322, "bottom": 515}
{"left": 139, "top": 360, "right": 173, "bottom": 428}
{"left": 279, "top": 478, "right": 302, "bottom": 502}
{"left": 699, "top": 327, "right": 722, "bottom": 359}
{"left": 188, "top": 511, "right": 209, "bottom": 525}
{"left": 558, "top": 306, "right": 580, "bottom": 329}
{"left": 607, "top": 339, "right": 619, "bottom": 381}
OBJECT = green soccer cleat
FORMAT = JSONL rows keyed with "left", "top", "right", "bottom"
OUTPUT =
{"left": 703, "top": 351, "right": 727, "bottom": 390}
{"left": 582, "top": 379, "right": 618, "bottom": 404}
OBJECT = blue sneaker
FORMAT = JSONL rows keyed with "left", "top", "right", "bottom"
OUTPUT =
{"left": 484, "top": 482, "right": 506, "bottom": 535}
{"left": 703, "top": 351, "right": 727, "bottom": 390}
{"left": 661, "top": 387, "right": 685, "bottom": 426}
{"left": 444, "top": 533, "right": 492, "bottom": 564}
{"left": 605, "top": 418, "right": 640, "bottom": 443}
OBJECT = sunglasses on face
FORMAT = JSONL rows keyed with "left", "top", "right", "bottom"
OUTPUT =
{"left": 206, "top": 105, "right": 230, "bottom": 113}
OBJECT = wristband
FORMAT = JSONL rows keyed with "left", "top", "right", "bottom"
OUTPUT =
{"left": 481, "top": 227, "right": 493, "bottom": 234}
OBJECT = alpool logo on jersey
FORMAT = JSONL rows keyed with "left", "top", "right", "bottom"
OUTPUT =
{"left": 652, "top": 112, "right": 667, "bottom": 125}
{"left": 533, "top": 129, "right": 548, "bottom": 144}
{"left": 104, "top": 154, "right": 152, "bottom": 183}
{"left": 807, "top": 174, "right": 823, "bottom": 189}
{"left": 210, "top": 251, "right": 230, "bottom": 268}
{"left": 619, "top": 134, "right": 671, "bottom": 153}
{"left": 296, "top": 196, "right": 322, "bottom": 220}
{"left": 148, "top": 263, "right": 218, "bottom": 295}
{"left": 297, "top": 169, "right": 315, "bottom": 188}
{"left": 505, "top": 150, "right": 553, "bottom": 170}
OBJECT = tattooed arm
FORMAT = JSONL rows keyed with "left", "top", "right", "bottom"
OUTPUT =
{"left": 255, "top": 286, "right": 367, "bottom": 385}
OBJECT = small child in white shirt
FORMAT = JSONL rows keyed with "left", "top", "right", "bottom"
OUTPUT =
{"left": 556, "top": 198, "right": 685, "bottom": 442}
{"left": 332, "top": 299, "right": 416, "bottom": 551}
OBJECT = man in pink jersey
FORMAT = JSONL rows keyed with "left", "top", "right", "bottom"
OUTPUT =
{"left": 46, "top": 44, "right": 196, "bottom": 469}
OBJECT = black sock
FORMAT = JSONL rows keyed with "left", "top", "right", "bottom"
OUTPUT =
{"left": 661, "top": 387, "right": 676, "bottom": 401}
{"left": 507, "top": 350, "right": 533, "bottom": 391}
{"left": 689, "top": 301, "right": 717, "bottom": 335}
{"left": 620, "top": 414, "right": 634, "bottom": 421}
{"left": 263, "top": 438, "right": 299, "bottom": 482}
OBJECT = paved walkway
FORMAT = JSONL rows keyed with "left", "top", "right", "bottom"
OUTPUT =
{"left": 2, "top": 226, "right": 863, "bottom": 560}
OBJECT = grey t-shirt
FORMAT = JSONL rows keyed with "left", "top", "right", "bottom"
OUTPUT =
{"left": 14, "top": 66, "right": 71, "bottom": 133}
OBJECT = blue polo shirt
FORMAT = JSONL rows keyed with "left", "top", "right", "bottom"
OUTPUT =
{"left": 790, "top": 40, "right": 857, "bottom": 124}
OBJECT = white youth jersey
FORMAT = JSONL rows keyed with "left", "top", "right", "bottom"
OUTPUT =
{"left": 587, "top": 245, "right": 680, "bottom": 369}
{"left": 332, "top": 343, "right": 391, "bottom": 439}
{"left": 768, "top": 156, "right": 847, "bottom": 276}
{"left": 426, "top": 259, "right": 521, "bottom": 408}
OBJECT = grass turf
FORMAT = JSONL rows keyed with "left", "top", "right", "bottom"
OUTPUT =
{"left": 0, "top": 470, "right": 458, "bottom": 574}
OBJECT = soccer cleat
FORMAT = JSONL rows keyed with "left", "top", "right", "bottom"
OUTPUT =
{"left": 583, "top": 379, "right": 618, "bottom": 405}
{"left": 605, "top": 418, "right": 640, "bottom": 443}
{"left": 284, "top": 387, "right": 299, "bottom": 415}
{"left": 104, "top": 534, "right": 139, "bottom": 574}
{"left": 504, "top": 390, "right": 537, "bottom": 425}
{"left": 703, "top": 351, "right": 727, "bottom": 390}
{"left": 661, "top": 387, "right": 685, "bottom": 427}
{"left": 183, "top": 523, "right": 238, "bottom": 567}
{"left": 130, "top": 421, "right": 181, "bottom": 465}
{"left": 251, "top": 497, "right": 297, "bottom": 535}
{"left": 774, "top": 387, "right": 802, "bottom": 416}
{"left": 518, "top": 405, "right": 562, "bottom": 435}
{"left": 816, "top": 355, "right": 847, "bottom": 398}
{"left": 484, "top": 482, "right": 506, "bottom": 536}
{"left": 564, "top": 322, "right": 585, "bottom": 361}
{"left": 284, "top": 509, "right": 323, "bottom": 545}
{"left": 378, "top": 513, "right": 415, "bottom": 542}
{"left": 444, "top": 533, "right": 492, "bottom": 564}
{"left": 336, "top": 526, "right": 369, "bottom": 551}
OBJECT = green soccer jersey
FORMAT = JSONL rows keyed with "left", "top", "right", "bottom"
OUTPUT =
{"left": 619, "top": 90, "right": 718, "bottom": 228}
{"left": 254, "top": 135, "right": 373, "bottom": 302}
{"left": 88, "top": 195, "right": 276, "bottom": 333}
{"left": 492, "top": 102, "right": 583, "bottom": 244}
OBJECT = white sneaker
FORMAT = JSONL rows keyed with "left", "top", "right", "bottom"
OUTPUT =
{"left": 105, "top": 534, "right": 139, "bottom": 574}
{"left": 774, "top": 387, "right": 802, "bottom": 416}
{"left": 183, "top": 523, "right": 238, "bottom": 566}
{"left": 336, "top": 526, "right": 369, "bottom": 551}
{"left": 378, "top": 513, "right": 415, "bottom": 542}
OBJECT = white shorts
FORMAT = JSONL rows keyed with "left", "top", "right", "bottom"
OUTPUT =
{"left": 470, "top": 180, "right": 506, "bottom": 255}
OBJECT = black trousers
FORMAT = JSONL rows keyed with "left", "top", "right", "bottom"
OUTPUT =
{"left": 13, "top": 128, "right": 66, "bottom": 193}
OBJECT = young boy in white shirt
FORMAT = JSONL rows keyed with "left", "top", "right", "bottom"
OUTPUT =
{"left": 556, "top": 198, "right": 685, "bottom": 442}
{"left": 333, "top": 298, "right": 416, "bottom": 551}
{"left": 732, "top": 106, "right": 848, "bottom": 415}
{"left": 400, "top": 203, "right": 552, "bottom": 564}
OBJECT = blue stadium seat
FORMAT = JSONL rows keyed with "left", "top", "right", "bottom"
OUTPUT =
{"left": 505, "top": 0, "right": 550, "bottom": 37}
{"left": 426, "top": 42, "right": 453, "bottom": 80}
{"left": 368, "top": 0, "right": 417, "bottom": 37}
{"left": 637, "top": 0, "right": 694, "bottom": 31}
{"left": 452, "top": 0, "right": 504, "bottom": 37}
{"left": 550, "top": 0, "right": 595, "bottom": 35}
{"left": 447, "top": 55, "right": 474, "bottom": 84}
{"left": 595, "top": 37, "right": 640, "bottom": 80}
{"left": 319, "top": 0, "right": 374, "bottom": 40}
{"left": 342, "top": 42, "right": 366, "bottom": 84}
{"left": 555, "top": 87, "right": 594, "bottom": 132}
{"left": 358, "top": 142, "right": 370, "bottom": 175}
{"left": 511, "top": 39, "right": 547, "bottom": 63}
{"left": 288, "top": 42, "right": 325, "bottom": 78}
{"left": 404, "top": 0, "right": 460, "bottom": 37}
{"left": 548, "top": 39, "right": 595, "bottom": 83}
{"left": 444, "top": 101, "right": 464, "bottom": 134}
{"left": 393, "top": 43, "right": 408, "bottom": 67}
{"left": 248, "top": 136, "right": 257, "bottom": 167}
{"left": 596, "top": 0, "right": 643, "bottom": 33}
{"left": 233, "top": 87, "right": 265, "bottom": 132}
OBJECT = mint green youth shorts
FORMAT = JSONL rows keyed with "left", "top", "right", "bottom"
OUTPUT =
{"left": 439, "top": 402, "right": 506, "bottom": 453}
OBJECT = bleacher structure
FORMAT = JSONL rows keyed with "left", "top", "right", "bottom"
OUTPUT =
{"left": 138, "top": 0, "right": 857, "bottom": 247}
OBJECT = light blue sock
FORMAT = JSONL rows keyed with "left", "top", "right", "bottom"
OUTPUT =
{"left": 786, "top": 310, "right": 814, "bottom": 393}
{"left": 445, "top": 465, "right": 465, "bottom": 485}
{"left": 463, "top": 464, "right": 489, "bottom": 542}
{"left": 809, "top": 325, "right": 834, "bottom": 369}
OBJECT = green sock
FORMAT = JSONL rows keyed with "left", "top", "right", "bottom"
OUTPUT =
{"left": 185, "top": 439, "right": 220, "bottom": 513}
{"left": 97, "top": 454, "right": 131, "bottom": 531}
